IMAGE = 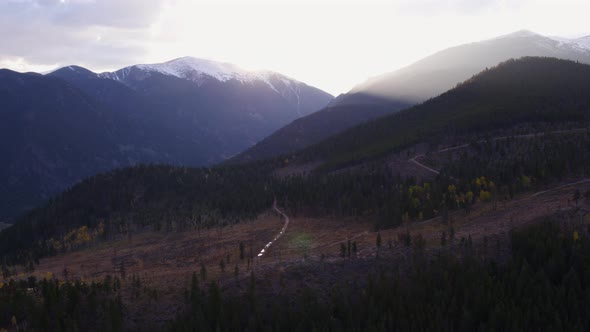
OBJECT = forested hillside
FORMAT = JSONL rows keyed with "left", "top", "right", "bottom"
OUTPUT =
{"left": 2, "top": 57, "right": 590, "bottom": 331}
{"left": 335, "top": 30, "right": 590, "bottom": 107}
{"left": 4, "top": 212, "right": 590, "bottom": 330}
{"left": 169, "top": 219, "right": 590, "bottom": 331}
{"left": 0, "top": 59, "right": 332, "bottom": 224}
{"left": 299, "top": 57, "right": 590, "bottom": 169}
{"left": 233, "top": 31, "right": 590, "bottom": 164}
{"left": 3, "top": 58, "right": 590, "bottom": 268}
{"left": 6, "top": 128, "right": 589, "bottom": 266}
{"left": 230, "top": 100, "right": 407, "bottom": 163}
{"left": 0, "top": 69, "right": 122, "bottom": 222}
{"left": 1, "top": 277, "right": 124, "bottom": 331}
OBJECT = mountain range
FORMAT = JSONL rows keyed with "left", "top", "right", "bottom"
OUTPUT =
{"left": 2, "top": 55, "right": 590, "bottom": 331}
{"left": 337, "top": 30, "right": 590, "bottom": 106}
{"left": 232, "top": 30, "right": 590, "bottom": 163}
{"left": 0, "top": 58, "right": 332, "bottom": 222}
{"left": 301, "top": 57, "right": 590, "bottom": 169}
{"left": 2, "top": 29, "right": 590, "bottom": 223}
{"left": 4, "top": 56, "right": 590, "bottom": 267}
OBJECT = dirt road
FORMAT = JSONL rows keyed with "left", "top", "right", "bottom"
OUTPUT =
{"left": 257, "top": 202, "right": 290, "bottom": 258}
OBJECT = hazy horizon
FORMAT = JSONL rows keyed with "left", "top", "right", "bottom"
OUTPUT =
{"left": 2, "top": 0, "right": 589, "bottom": 95}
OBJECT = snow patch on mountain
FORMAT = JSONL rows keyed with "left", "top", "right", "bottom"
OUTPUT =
{"left": 101, "top": 57, "right": 304, "bottom": 94}
{"left": 574, "top": 36, "right": 590, "bottom": 50}
{"left": 488, "top": 30, "right": 590, "bottom": 53}
{"left": 93, "top": 57, "right": 319, "bottom": 116}
{"left": 100, "top": 67, "right": 132, "bottom": 82}
{"left": 136, "top": 57, "right": 262, "bottom": 83}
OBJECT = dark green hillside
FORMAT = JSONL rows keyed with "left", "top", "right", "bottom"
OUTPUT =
{"left": 0, "top": 62, "right": 332, "bottom": 224}
{"left": 3, "top": 57, "right": 590, "bottom": 268}
{"left": 234, "top": 32, "right": 590, "bottom": 165}
{"left": 5, "top": 130, "right": 590, "bottom": 267}
{"left": 1, "top": 278, "right": 124, "bottom": 331}
{"left": 0, "top": 163, "right": 278, "bottom": 265}
{"left": 0, "top": 69, "right": 120, "bottom": 222}
{"left": 170, "top": 219, "right": 590, "bottom": 331}
{"left": 302, "top": 57, "right": 590, "bottom": 169}
{"left": 230, "top": 99, "right": 408, "bottom": 163}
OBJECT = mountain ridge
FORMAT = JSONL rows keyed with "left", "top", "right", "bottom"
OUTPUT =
{"left": 341, "top": 29, "right": 590, "bottom": 105}
{"left": 0, "top": 60, "right": 332, "bottom": 223}
{"left": 4, "top": 57, "right": 590, "bottom": 267}
{"left": 298, "top": 57, "right": 590, "bottom": 170}
{"left": 231, "top": 31, "right": 590, "bottom": 164}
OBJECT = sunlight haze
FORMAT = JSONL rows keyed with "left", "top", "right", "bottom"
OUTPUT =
{"left": 1, "top": 0, "right": 588, "bottom": 95}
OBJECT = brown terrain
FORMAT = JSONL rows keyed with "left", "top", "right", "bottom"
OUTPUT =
{"left": 4, "top": 129, "right": 590, "bottom": 327}
{"left": 5, "top": 175, "right": 587, "bottom": 327}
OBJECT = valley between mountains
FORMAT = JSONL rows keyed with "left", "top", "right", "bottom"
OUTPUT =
{"left": 14, "top": 156, "right": 590, "bottom": 327}
{"left": 3, "top": 39, "right": 590, "bottom": 330}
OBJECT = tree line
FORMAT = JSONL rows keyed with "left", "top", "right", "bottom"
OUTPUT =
{"left": 2, "top": 129, "right": 590, "bottom": 267}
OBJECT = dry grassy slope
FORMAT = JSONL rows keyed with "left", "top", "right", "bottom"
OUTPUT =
{"left": 3, "top": 179, "right": 589, "bottom": 328}
{"left": 16, "top": 180, "right": 590, "bottom": 278}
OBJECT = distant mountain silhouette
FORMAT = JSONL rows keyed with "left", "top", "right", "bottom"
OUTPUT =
{"left": 302, "top": 57, "right": 590, "bottom": 169}
{"left": 233, "top": 31, "right": 590, "bottom": 163}
{"left": 0, "top": 59, "right": 332, "bottom": 222}
{"left": 4, "top": 57, "right": 590, "bottom": 267}
{"left": 336, "top": 30, "right": 590, "bottom": 106}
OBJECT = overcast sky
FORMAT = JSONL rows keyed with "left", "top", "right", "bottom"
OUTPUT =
{"left": 1, "top": 0, "right": 589, "bottom": 95}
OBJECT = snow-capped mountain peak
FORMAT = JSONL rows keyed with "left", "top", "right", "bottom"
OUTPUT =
{"left": 98, "top": 57, "right": 307, "bottom": 97}
{"left": 547, "top": 34, "right": 590, "bottom": 51}
{"left": 574, "top": 35, "right": 590, "bottom": 50}
{"left": 93, "top": 57, "right": 327, "bottom": 117}
{"left": 135, "top": 56, "right": 261, "bottom": 83}
{"left": 485, "top": 30, "right": 590, "bottom": 54}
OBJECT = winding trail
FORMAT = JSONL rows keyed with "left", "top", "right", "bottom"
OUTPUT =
{"left": 530, "top": 178, "right": 590, "bottom": 198}
{"left": 257, "top": 201, "right": 290, "bottom": 258}
{"left": 409, "top": 155, "right": 440, "bottom": 175}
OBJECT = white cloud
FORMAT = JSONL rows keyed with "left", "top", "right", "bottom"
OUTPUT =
{"left": 0, "top": 0, "right": 166, "bottom": 70}
{"left": 0, "top": 0, "right": 588, "bottom": 94}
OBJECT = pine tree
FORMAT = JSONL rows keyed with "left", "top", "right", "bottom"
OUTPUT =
{"left": 574, "top": 189, "right": 581, "bottom": 206}
{"left": 240, "top": 242, "right": 245, "bottom": 260}
{"left": 347, "top": 240, "right": 352, "bottom": 257}
{"left": 200, "top": 263, "right": 207, "bottom": 281}
{"left": 120, "top": 261, "right": 126, "bottom": 279}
